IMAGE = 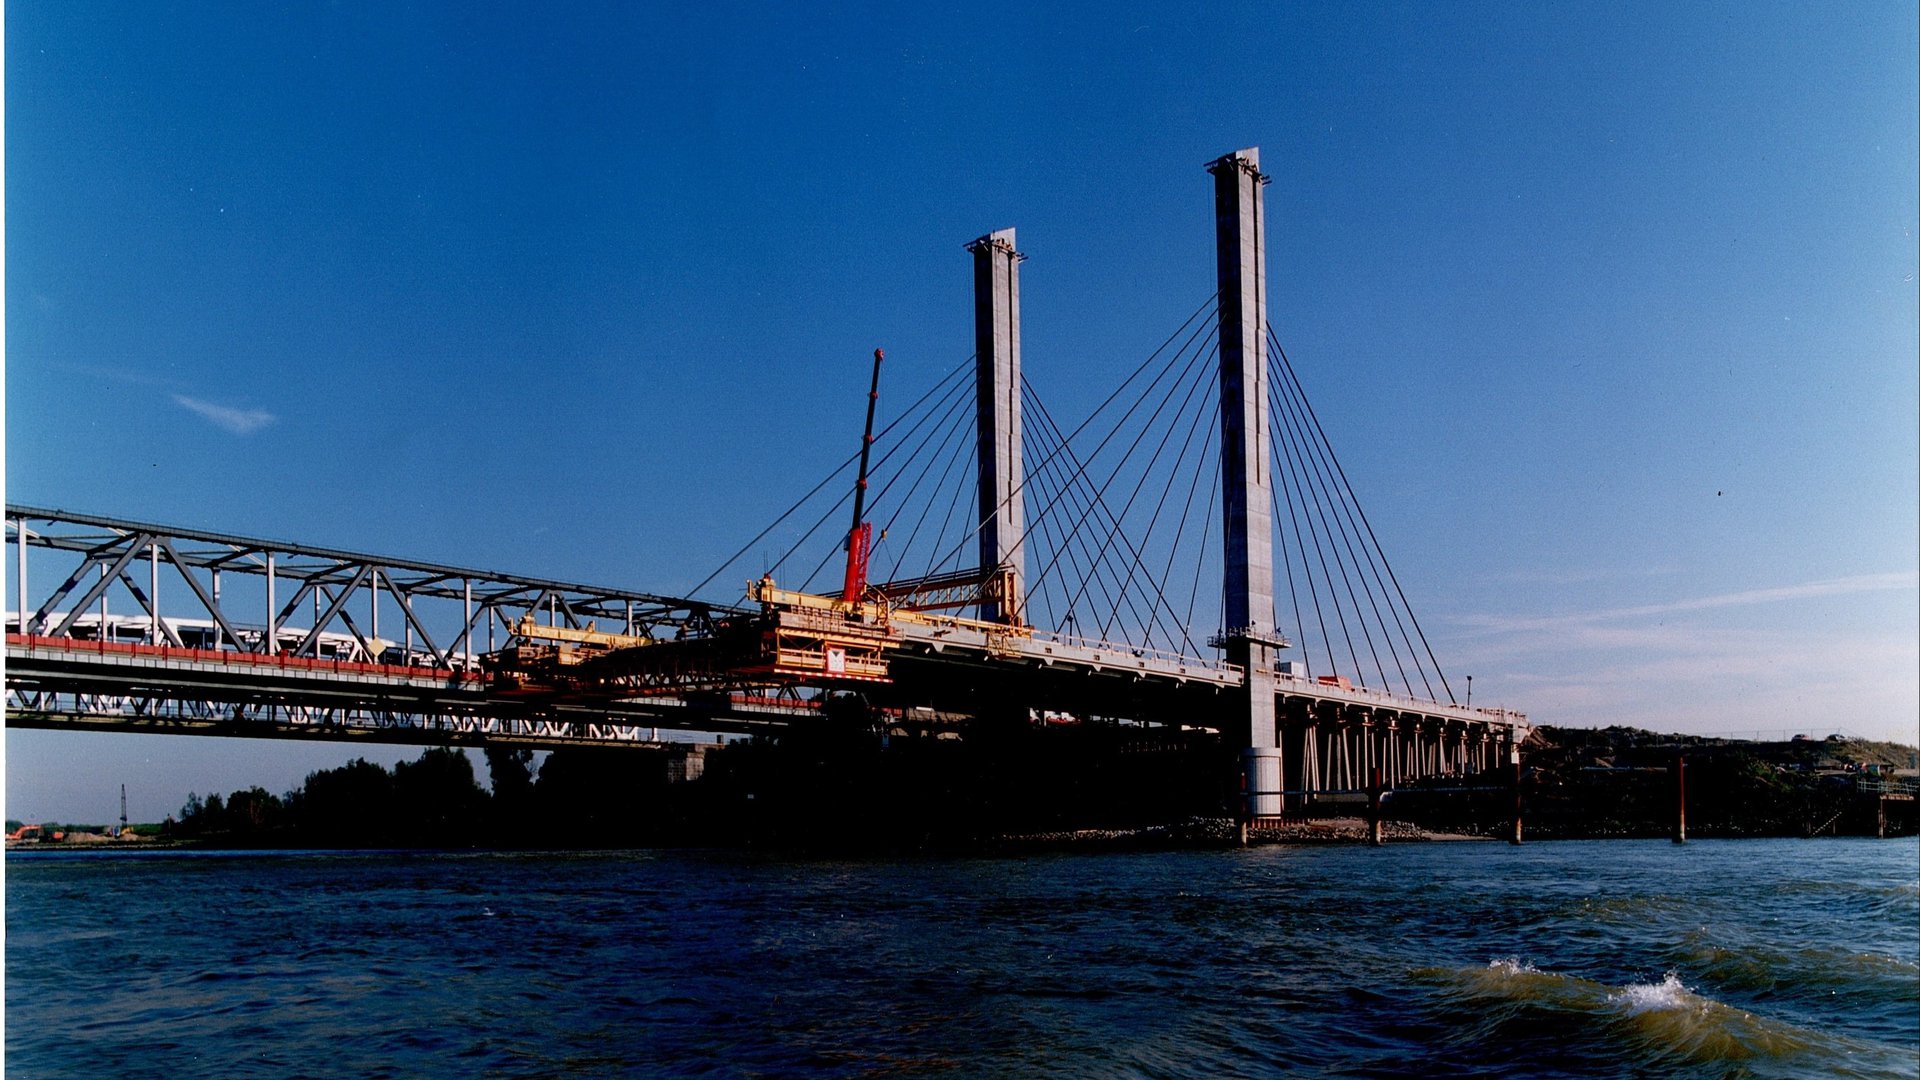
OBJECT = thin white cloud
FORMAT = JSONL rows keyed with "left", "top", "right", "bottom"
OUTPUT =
{"left": 1454, "top": 572, "right": 1919, "bottom": 637}
{"left": 172, "top": 394, "right": 276, "bottom": 435}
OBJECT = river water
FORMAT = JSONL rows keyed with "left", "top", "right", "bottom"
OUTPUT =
{"left": 6, "top": 839, "right": 1916, "bottom": 1078}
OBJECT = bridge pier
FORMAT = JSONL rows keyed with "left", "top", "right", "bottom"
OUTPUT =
{"left": 1209, "top": 147, "right": 1285, "bottom": 820}
{"left": 1243, "top": 746, "right": 1282, "bottom": 829}
{"left": 1303, "top": 722, "right": 1322, "bottom": 801}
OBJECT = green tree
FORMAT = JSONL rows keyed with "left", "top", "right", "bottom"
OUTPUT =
{"left": 202, "top": 792, "right": 227, "bottom": 832}
{"left": 486, "top": 746, "right": 538, "bottom": 842}
{"left": 293, "top": 758, "right": 396, "bottom": 843}
{"left": 485, "top": 747, "right": 536, "bottom": 805}
{"left": 535, "top": 747, "right": 665, "bottom": 842}
{"left": 392, "top": 747, "right": 488, "bottom": 844}
{"left": 224, "top": 786, "right": 284, "bottom": 834}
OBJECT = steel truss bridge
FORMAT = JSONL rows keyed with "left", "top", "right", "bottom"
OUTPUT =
{"left": 7, "top": 147, "right": 1527, "bottom": 815}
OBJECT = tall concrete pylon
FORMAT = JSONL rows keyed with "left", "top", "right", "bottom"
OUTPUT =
{"left": 1208, "top": 148, "right": 1286, "bottom": 818}
{"left": 968, "top": 228, "right": 1025, "bottom": 625}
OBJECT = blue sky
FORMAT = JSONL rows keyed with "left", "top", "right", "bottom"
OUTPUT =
{"left": 7, "top": 2, "right": 1917, "bottom": 822}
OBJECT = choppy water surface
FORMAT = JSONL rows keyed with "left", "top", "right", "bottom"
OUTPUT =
{"left": 7, "top": 839, "right": 1916, "bottom": 1078}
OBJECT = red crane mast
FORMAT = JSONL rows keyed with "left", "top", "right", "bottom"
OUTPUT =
{"left": 840, "top": 348, "right": 884, "bottom": 603}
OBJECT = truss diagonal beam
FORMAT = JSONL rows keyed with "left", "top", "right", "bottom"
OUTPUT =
{"left": 296, "top": 566, "right": 374, "bottom": 658}
{"left": 48, "top": 537, "right": 150, "bottom": 639}
{"left": 158, "top": 537, "right": 251, "bottom": 653}
{"left": 376, "top": 568, "right": 447, "bottom": 666}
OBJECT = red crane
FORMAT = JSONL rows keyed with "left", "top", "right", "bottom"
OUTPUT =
{"left": 840, "top": 348, "right": 884, "bottom": 604}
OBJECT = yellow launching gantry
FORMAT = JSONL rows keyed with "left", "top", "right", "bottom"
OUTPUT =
{"left": 489, "top": 569, "right": 1031, "bottom": 698}
{"left": 485, "top": 613, "right": 667, "bottom": 695}
{"left": 745, "top": 565, "right": 1030, "bottom": 685}
{"left": 496, "top": 613, "right": 655, "bottom": 668}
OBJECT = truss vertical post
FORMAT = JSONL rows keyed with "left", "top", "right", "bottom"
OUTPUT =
{"left": 149, "top": 540, "right": 161, "bottom": 644}
{"left": 968, "top": 228, "right": 1025, "bottom": 625}
{"left": 266, "top": 553, "right": 278, "bottom": 655}
{"left": 13, "top": 516, "right": 26, "bottom": 633}
{"left": 1209, "top": 147, "right": 1283, "bottom": 816}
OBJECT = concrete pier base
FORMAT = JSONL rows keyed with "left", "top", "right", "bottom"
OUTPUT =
{"left": 1245, "top": 745, "right": 1284, "bottom": 819}
{"left": 1368, "top": 766, "right": 1384, "bottom": 846}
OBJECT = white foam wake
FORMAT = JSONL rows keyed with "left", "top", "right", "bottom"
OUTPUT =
{"left": 1485, "top": 957, "right": 1539, "bottom": 977}
{"left": 1611, "top": 971, "right": 1695, "bottom": 1016}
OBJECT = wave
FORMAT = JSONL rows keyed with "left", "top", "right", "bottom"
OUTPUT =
{"left": 1765, "top": 877, "right": 1920, "bottom": 923}
{"left": 1564, "top": 894, "right": 1697, "bottom": 922}
{"left": 1606, "top": 971, "right": 1815, "bottom": 1063}
{"left": 1417, "top": 959, "right": 1915, "bottom": 1078}
{"left": 1671, "top": 930, "right": 1920, "bottom": 1006}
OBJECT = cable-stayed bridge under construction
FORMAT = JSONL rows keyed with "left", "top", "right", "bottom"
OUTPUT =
{"left": 6, "top": 148, "right": 1527, "bottom": 819}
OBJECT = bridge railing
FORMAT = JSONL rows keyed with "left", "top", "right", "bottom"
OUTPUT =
{"left": 1855, "top": 777, "right": 1920, "bottom": 797}
{"left": 1273, "top": 669, "right": 1528, "bottom": 728}
{"left": 1024, "top": 626, "right": 1234, "bottom": 673}
{"left": 1011, "top": 626, "right": 1526, "bottom": 729}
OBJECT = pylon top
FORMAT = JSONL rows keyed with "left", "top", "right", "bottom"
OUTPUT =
{"left": 1206, "top": 147, "right": 1267, "bottom": 183}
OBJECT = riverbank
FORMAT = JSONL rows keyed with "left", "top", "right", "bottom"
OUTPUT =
{"left": 991, "top": 816, "right": 1487, "bottom": 852}
{"left": 35, "top": 725, "right": 1912, "bottom": 853}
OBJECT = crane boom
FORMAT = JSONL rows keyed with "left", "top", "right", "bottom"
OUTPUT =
{"left": 840, "top": 348, "right": 884, "bottom": 603}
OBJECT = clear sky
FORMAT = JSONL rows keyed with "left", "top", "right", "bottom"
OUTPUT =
{"left": 6, "top": 2, "right": 1917, "bottom": 823}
